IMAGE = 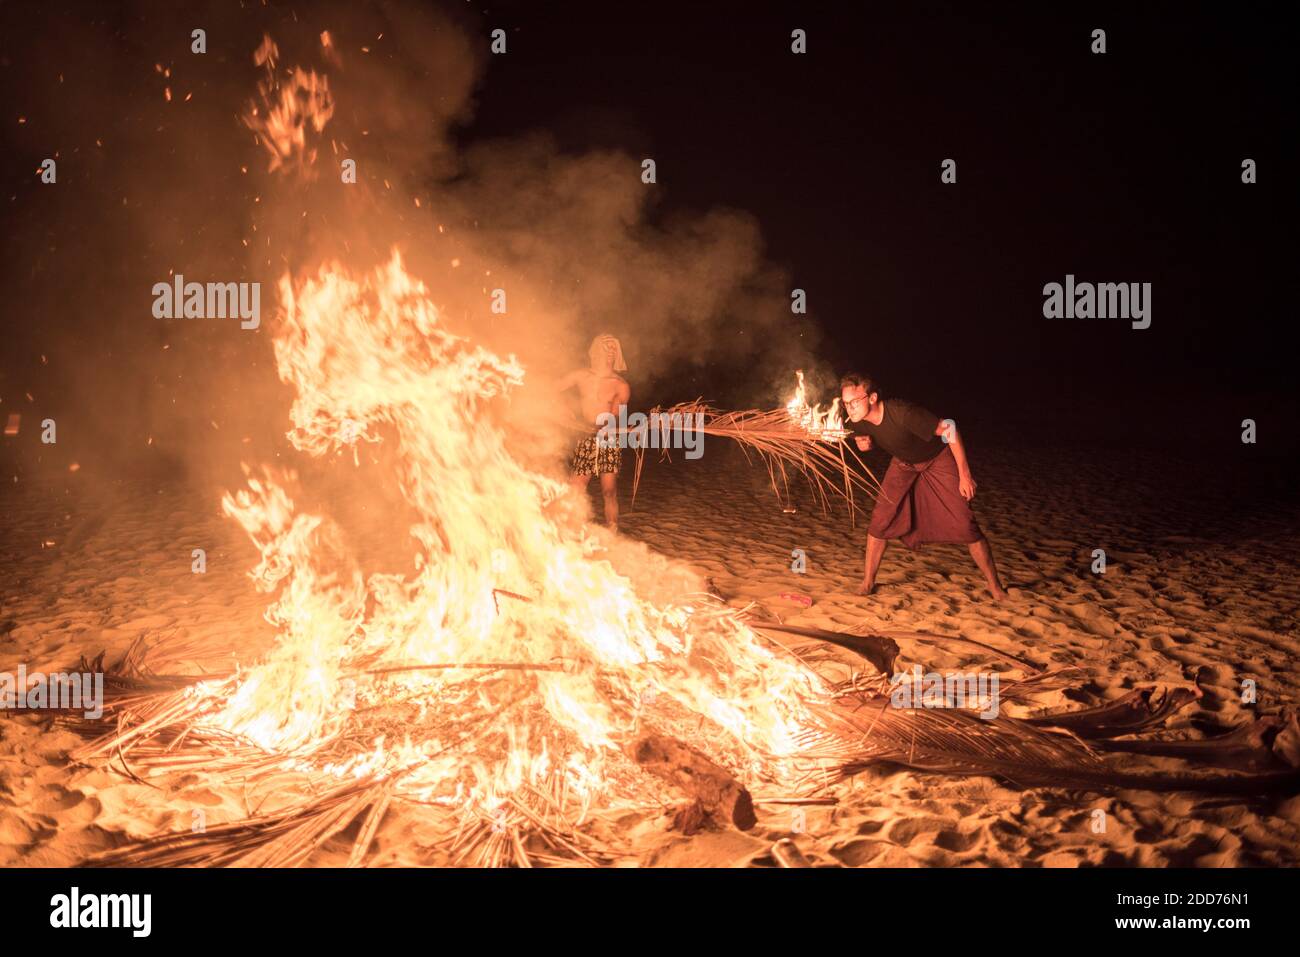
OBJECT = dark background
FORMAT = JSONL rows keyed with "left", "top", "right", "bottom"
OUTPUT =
{"left": 1, "top": 0, "right": 1295, "bottom": 475}
{"left": 467, "top": 0, "right": 1296, "bottom": 452}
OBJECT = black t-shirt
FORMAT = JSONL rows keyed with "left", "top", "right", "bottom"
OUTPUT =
{"left": 849, "top": 398, "right": 945, "bottom": 464}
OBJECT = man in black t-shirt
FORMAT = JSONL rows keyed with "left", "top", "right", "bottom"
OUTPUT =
{"left": 841, "top": 372, "right": 1008, "bottom": 601}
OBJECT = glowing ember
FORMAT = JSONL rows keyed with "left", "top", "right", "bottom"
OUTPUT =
{"left": 785, "top": 370, "right": 847, "bottom": 441}
{"left": 244, "top": 35, "right": 335, "bottom": 176}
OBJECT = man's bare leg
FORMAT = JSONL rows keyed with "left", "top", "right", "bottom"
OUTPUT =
{"left": 569, "top": 473, "right": 591, "bottom": 518}
{"left": 859, "top": 534, "right": 888, "bottom": 595}
{"left": 599, "top": 472, "right": 619, "bottom": 532}
{"left": 968, "top": 537, "right": 1008, "bottom": 600}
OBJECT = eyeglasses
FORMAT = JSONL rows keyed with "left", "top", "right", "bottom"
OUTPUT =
{"left": 842, "top": 393, "right": 868, "bottom": 410}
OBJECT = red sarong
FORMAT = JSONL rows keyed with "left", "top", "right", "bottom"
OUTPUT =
{"left": 868, "top": 446, "right": 983, "bottom": 549}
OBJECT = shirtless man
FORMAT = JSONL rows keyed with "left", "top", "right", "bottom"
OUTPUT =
{"left": 556, "top": 334, "right": 630, "bottom": 531}
{"left": 841, "top": 372, "right": 1008, "bottom": 601}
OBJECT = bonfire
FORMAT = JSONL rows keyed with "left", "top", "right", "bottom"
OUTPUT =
{"left": 55, "top": 35, "right": 1300, "bottom": 869}
{"left": 65, "top": 253, "right": 1300, "bottom": 867}
{"left": 69, "top": 252, "right": 857, "bottom": 866}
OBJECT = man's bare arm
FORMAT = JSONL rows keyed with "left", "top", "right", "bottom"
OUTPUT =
{"left": 936, "top": 419, "right": 977, "bottom": 501}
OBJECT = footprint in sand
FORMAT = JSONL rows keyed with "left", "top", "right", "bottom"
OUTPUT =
{"left": 932, "top": 828, "right": 980, "bottom": 853}
{"left": 0, "top": 812, "right": 58, "bottom": 848}
{"left": 885, "top": 815, "right": 952, "bottom": 844}
{"left": 829, "top": 837, "right": 892, "bottom": 866}
{"left": 1013, "top": 620, "right": 1047, "bottom": 640}
{"left": 33, "top": 783, "right": 91, "bottom": 812}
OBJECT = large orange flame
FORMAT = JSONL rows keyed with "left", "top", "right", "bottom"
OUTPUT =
{"left": 215, "top": 252, "right": 824, "bottom": 814}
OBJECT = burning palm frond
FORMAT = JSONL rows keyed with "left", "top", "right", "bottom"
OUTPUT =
{"left": 624, "top": 401, "right": 883, "bottom": 522}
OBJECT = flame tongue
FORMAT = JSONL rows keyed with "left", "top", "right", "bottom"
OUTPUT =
{"left": 216, "top": 252, "right": 820, "bottom": 810}
{"left": 786, "top": 370, "right": 846, "bottom": 441}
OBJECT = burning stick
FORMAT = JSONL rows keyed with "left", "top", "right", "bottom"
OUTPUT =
{"left": 628, "top": 732, "right": 757, "bottom": 832}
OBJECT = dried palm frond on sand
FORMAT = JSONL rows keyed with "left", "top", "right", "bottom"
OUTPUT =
{"left": 55, "top": 613, "right": 1300, "bottom": 868}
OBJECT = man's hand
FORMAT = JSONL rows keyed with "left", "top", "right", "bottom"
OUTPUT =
{"left": 854, "top": 435, "right": 872, "bottom": 452}
{"left": 958, "top": 471, "right": 977, "bottom": 501}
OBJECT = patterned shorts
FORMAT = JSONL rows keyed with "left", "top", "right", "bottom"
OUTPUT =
{"left": 570, "top": 433, "right": 622, "bottom": 476}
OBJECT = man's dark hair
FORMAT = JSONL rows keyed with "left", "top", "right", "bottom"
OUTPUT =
{"left": 840, "top": 372, "right": 879, "bottom": 395}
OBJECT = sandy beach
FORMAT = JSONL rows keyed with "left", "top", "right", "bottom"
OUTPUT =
{"left": 2, "top": 0, "right": 1295, "bottom": 881}
{"left": 3, "top": 436, "right": 1297, "bottom": 868}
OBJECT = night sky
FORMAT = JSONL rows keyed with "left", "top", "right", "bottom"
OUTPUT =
{"left": 466, "top": 1, "right": 1295, "bottom": 450}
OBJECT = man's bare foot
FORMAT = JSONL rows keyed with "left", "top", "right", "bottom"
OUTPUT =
{"left": 857, "top": 580, "right": 876, "bottom": 596}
